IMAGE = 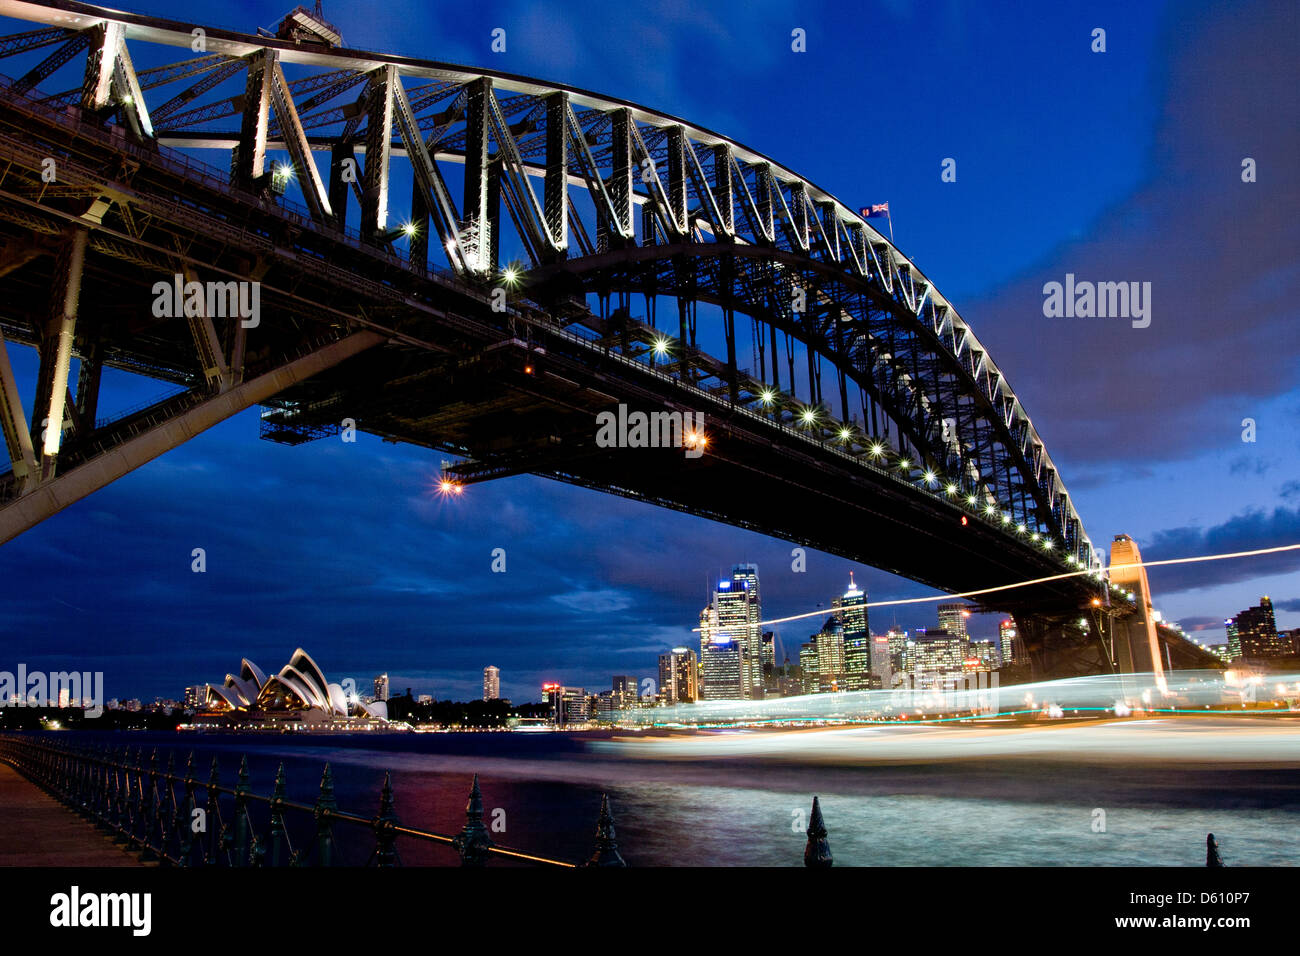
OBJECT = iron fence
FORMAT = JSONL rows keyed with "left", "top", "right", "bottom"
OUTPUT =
{"left": 0, "top": 734, "right": 628, "bottom": 868}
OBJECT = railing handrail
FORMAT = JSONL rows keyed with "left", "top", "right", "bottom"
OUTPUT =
{"left": 0, "top": 732, "right": 591, "bottom": 868}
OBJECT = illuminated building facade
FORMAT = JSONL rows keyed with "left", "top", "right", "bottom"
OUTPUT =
{"left": 701, "top": 638, "right": 747, "bottom": 700}
{"left": 909, "top": 630, "right": 968, "bottom": 686}
{"left": 482, "top": 666, "right": 499, "bottom": 701}
{"left": 202, "top": 649, "right": 389, "bottom": 727}
{"left": 1230, "top": 596, "right": 1288, "bottom": 662}
{"left": 373, "top": 674, "right": 389, "bottom": 702}
{"left": 937, "top": 603, "right": 972, "bottom": 640}
{"left": 999, "top": 619, "right": 1020, "bottom": 665}
{"left": 837, "top": 575, "right": 872, "bottom": 690}
{"left": 659, "top": 647, "right": 699, "bottom": 703}
{"left": 699, "top": 565, "right": 763, "bottom": 698}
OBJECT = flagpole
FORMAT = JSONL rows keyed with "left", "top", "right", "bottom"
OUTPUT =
{"left": 887, "top": 207, "right": 894, "bottom": 243}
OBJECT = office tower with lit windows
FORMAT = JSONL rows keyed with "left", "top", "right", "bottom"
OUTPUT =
{"left": 700, "top": 638, "right": 747, "bottom": 700}
{"left": 699, "top": 564, "right": 764, "bottom": 698}
{"left": 837, "top": 574, "right": 872, "bottom": 690}
{"left": 183, "top": 685, "right": 206, "bottom": 709}
{"left": 483, "top": 666, "right": 500, "bottom": 701}
{"left": 761, "top": 631, "right": 776, "bottom": 674}
{"left": 938, "top": 603, "right": 972, "bottom": 640}
{"left": 612, "top": 675, "right": 638, "bottom": 707}
{"left": 870, "top": 634, "right": 893, "bottom": 688}
{"left": 799, "top": 641, "right": 819, "bottom": 694}
{"left": 887, "top": 628, "right": 909, "bottom": 679}
{"left": 999, "top": 619, "right": 1020, "bottom": 665}
{"left": 659, "top": 647, "right": 699, "bottom": 703}
{"left": 1231, "top": 596, "right": 1287, "bottom": 661}
{"left": 373, "top": 674, "right": 390, "bottom": 702}
{"left": 810, "top": 615, "right": 846, "bottom": 692}
{"left": 1225, "top": 618, "right": 1240, "bottom": 659}
{"left": 909, "top": 629, "right": 967, "bottom": 685}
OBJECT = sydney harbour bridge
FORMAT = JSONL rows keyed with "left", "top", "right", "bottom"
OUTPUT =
{"left": 0, "top": 0, "right": 1217, "bottom": 678}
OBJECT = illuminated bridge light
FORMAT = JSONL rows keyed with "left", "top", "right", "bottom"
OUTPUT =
{"left": 652, "top": 337, "right": 670, "bottom": 356}
{"left": 760, "top": 389, "right": 775, "bottom": 404}
{"left": 801, "top": 408, "right": 817, "bottom": 424}
{"left": 965, "top": 494, "right": 977, "bottom": 506}
{"left": 1031, "top": 532, "right": 1040, "bottom": 542}
{"left": 945, "top": 483, "right": 957, "bottom": 495}
{"left": 1016, "top": 523, "right": 1027, "bottom": 534}
{"left": 1000, "top": 513, "right": 1010, "bottom": 524}
{"left": 923, "top": 470, "right": 936, "bottom": 484}
{"left": 840, "top": 427, "right": 852, "bottom": 440}
{"left": 870, "top": 443, "right": 885, "bottom": 457}
{"left": 898, "top": 457, "right": 910, "bottom": 470}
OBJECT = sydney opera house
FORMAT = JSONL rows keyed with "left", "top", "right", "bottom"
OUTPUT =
{"left": 197, "top": 648, "right": 390, "bottom": 730}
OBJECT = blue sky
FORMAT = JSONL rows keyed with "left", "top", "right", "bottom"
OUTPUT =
{"left": 1, "top": 0, "right": 1297, "bottom": 702}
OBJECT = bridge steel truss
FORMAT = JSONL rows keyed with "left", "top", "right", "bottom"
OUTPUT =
{"left": 0, "top": 0, "right": 1135, "bottom": 639}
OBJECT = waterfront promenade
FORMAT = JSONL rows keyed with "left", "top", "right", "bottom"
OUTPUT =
{"left": 0, "top": 763, "right": 143, "bottom": 866}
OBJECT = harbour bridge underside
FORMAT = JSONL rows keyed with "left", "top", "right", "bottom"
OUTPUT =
{"left": 0, "top": 0, "right": 1221, "bottom": 677}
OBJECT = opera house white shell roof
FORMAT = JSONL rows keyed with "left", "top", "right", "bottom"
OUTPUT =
{"left": 205, "top": 649, "right": 388, "bottom": 721}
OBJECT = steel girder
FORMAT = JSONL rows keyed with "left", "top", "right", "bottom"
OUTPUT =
{"left": 0, "top": 0, "right": 1098, "bottom": 576}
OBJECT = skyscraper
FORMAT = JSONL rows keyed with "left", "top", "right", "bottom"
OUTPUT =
{"left": 483, "top": 666, "right": 500, "bottom": 701}
{"left": 658, "top": 647, "right": 698, "bottom": 704}
{"left": 837, "top": 574, "right": 871, "bottom": 690}
{"left": 373, "top": 674, "right": 389, "bottom": 702}
{"left": 937, "top": 603, "right": 972, "bottom": 640}
{"left": 1231, "top": 596, "right": 1287, "bottom": 662}
{"left": 700, "top": 638, "right": 747, "bottom": 700}
{"left": 699, "top": 564, "right": 763, "bottom": 698}
{"left": 999, "top": 619, "right": 1020, "bottom": 665}
{"left": 612, "top": 675, "right": 638, "bottom": 707}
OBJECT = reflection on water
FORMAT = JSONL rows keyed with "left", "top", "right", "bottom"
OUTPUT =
{"left": 51, "top": 718, "right": 1300, "bottom": 866}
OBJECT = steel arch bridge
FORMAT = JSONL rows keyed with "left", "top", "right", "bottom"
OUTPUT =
{"left": 0, "top": 0, "right": 1216, "bottom": 676}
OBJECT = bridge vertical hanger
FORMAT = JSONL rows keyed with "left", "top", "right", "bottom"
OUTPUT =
{"left": 563, "top": 102, "right": 626, "bottom": 250}
{"left": 390, "top": 75, "right": 473, "bottom": 275}
{"left": 608, "top": 109, "right": 635, "bottom": 243}
{"left": 80, "top": 22, "right": 153, "bottom": 140}
{"left": 754, "top": 165, "right": 775, "bottom": 242}
{"left": 30, "top": 227, "right": 87, "bottom": 481}
{"left": 485, "top": 87, "right": 559, "bottom": 264}
{"left": 409, "top": 181, "right": 429, "bottom": 273}
{"left": 543, "top": 92, "right": 569, "bottom": 262}
{"left": 266, "top": 56, "right": 333, "bottom": 222}
{"left": 0, "top": 327, "right": 38, "bottom": 494}
{"left": 712, "top": 145, "right": 735, "bottom": 238}
{"left": 233, "top": 49, "right": 273, "bottom": 191}
{"left": 666, "top": 126, "right": 688, "bottom": 235}
{"left": 462, "top": 78, "right": 491, "bottom": 271}
{"left": 328, "top": 144, "right": 352, "bottom": 228}
{"left": 360, "top": 64, "right": 394, "bottom": 238}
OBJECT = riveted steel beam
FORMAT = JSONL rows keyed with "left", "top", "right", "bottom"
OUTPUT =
{"left": 360, "top": 64, "right": 395, "bottom": 238}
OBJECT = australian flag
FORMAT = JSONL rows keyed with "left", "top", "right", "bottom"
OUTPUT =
{"left": 859, "top": 203, "right": 890, "bottom": 218}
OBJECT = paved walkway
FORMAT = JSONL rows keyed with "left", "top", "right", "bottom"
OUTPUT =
{"left": 0, "top": 762, "right": 143, "bottom": 865}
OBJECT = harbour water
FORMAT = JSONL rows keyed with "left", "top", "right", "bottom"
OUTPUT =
{"left": 51, "top": 718, "right": 1300, "bottom": 866}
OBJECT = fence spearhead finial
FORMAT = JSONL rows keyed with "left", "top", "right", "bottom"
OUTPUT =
{"left": 804, "top": 795, "right": 832, "bottom": 867}
{"left": 1206, "top": 832, "right": 1224, "bottom": 867}
{"left": 585, "top": 793, "right": 627, "bottom": 867}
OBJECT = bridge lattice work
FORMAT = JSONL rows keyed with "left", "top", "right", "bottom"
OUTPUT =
{"left": 0, "top": 0, "right": 1137, "bottom": 630}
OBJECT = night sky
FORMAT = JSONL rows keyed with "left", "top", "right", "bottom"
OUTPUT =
{"left": 1, "top": 0, "right": 1296, "bottom": 703}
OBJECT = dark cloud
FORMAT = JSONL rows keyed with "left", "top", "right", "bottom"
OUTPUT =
{"left": 963, "top": 0, "right": 1300, "bottom": 466}
{"left": 1271, "top": 598, "right": 1300, "bottom": 613}
{"left": 1143, "top": 506, "right": 1300, "bottom": 594}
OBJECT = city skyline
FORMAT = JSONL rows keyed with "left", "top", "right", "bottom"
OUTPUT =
{"left": 1, "top": 0, "right": 1296, "bottom": 706}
